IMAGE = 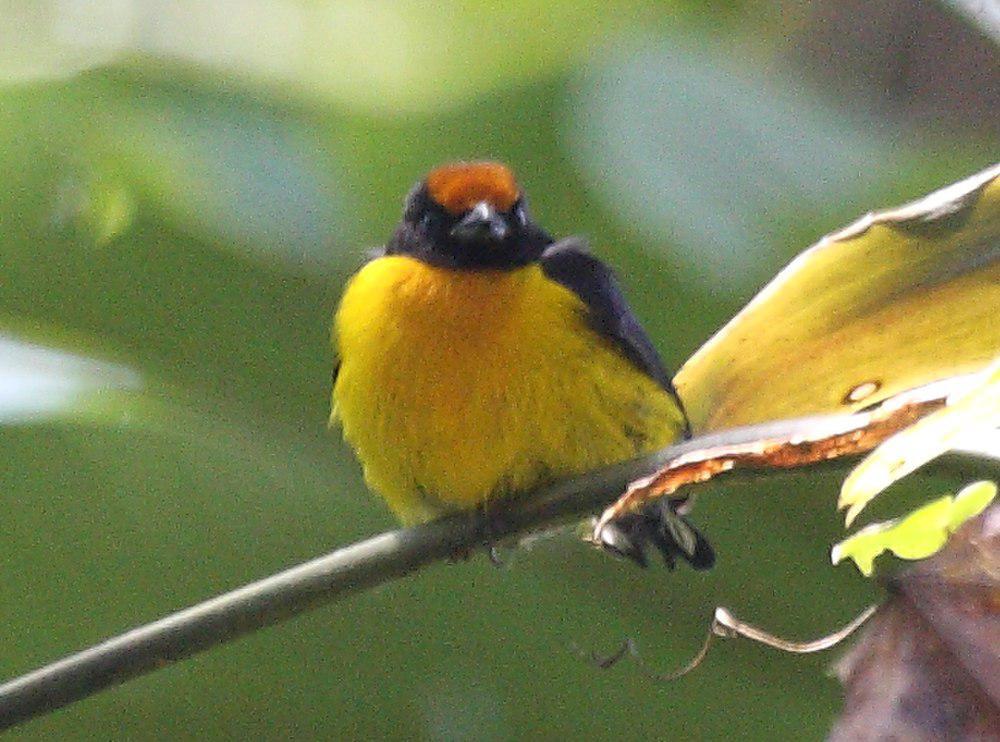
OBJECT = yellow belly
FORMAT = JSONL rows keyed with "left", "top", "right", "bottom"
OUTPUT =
{"left": 332, "top": 255, "right": 686, "bottom": 525}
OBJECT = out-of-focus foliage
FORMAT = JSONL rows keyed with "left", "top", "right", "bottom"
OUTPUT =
{"left": 568, "top": 40, "right": 898, "bottom": 288}
{"left": 0, "top": 332, "right": 138, "bottom": 424}
{"left": 1, "top": 0, "right": 997, "bottom": 739}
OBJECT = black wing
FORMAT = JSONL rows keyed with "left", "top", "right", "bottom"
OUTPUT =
{"left": 540, "top": 238, "right": 676, "bottom": 395}
{"left": 542, "top": 239, "right": 709, "bottom": 569}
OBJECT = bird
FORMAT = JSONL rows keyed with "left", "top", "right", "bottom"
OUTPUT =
{"left": 330, "top": 161, "right": 714, "bottom": 569}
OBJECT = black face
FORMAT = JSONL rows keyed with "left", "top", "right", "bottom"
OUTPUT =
{"left": 385, "top": 183, "right": 553, "bottom": 269}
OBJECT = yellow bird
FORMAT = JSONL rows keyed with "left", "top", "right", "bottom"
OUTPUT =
{"left": 331, "top": 162, "right": 713, "bottom": 568}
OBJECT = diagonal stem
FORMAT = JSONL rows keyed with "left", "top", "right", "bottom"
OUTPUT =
{"left": 0, "top": 400, "right": 994, "bottom": 730}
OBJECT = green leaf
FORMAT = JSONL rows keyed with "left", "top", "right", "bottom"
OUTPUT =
{"left": 946, "top": 481, "right": 998, "bottom": 529}
{"left": 831, "top": 481, "right": 997, "bottom": 576}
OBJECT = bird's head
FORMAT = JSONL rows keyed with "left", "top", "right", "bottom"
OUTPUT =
{"left": 387, "top": 161, "right": 552, "bottom": 269}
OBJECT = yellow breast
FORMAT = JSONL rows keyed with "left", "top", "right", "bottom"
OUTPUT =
{"left": 332, "top": 255, "right": 685, "bottom": 524}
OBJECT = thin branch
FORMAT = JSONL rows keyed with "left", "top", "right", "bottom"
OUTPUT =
{"left": 0, "top": 411, "right": 994, "bottom": 730}
{"left": 0, "top": 432, "right": 685, "bottom": 730}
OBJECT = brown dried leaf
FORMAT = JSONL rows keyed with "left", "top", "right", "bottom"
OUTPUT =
{"left": 594, "top": 384, "right": 949, "bottom": 540}
{"left": 829, "top": 503, "right": 1000, "bottom": 741}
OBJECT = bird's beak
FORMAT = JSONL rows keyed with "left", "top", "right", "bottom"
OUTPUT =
{"left": 450, "top": 201, "right": 509, "bottom": 242}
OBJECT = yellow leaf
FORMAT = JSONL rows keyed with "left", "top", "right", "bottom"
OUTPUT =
{"left": 839, "top": 355, "right": 1000, "bottom": 525}
{"left": 674, "top": 163, "right": 1000, "bottom": 435}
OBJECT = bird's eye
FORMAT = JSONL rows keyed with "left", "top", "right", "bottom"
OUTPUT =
{"left": 512, "top": 199, "right": 528, "bottom": 226}
{"left": 419, "top": 212, "right": 435, "bottom": 230}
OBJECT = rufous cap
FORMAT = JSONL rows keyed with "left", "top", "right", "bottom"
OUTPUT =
{"left": 425, "top": 162, "right": 520, "bottom": 215}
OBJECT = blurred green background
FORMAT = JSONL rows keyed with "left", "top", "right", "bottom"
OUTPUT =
{"left": 2, "top": 1, "right": 997, "bottom": 739}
